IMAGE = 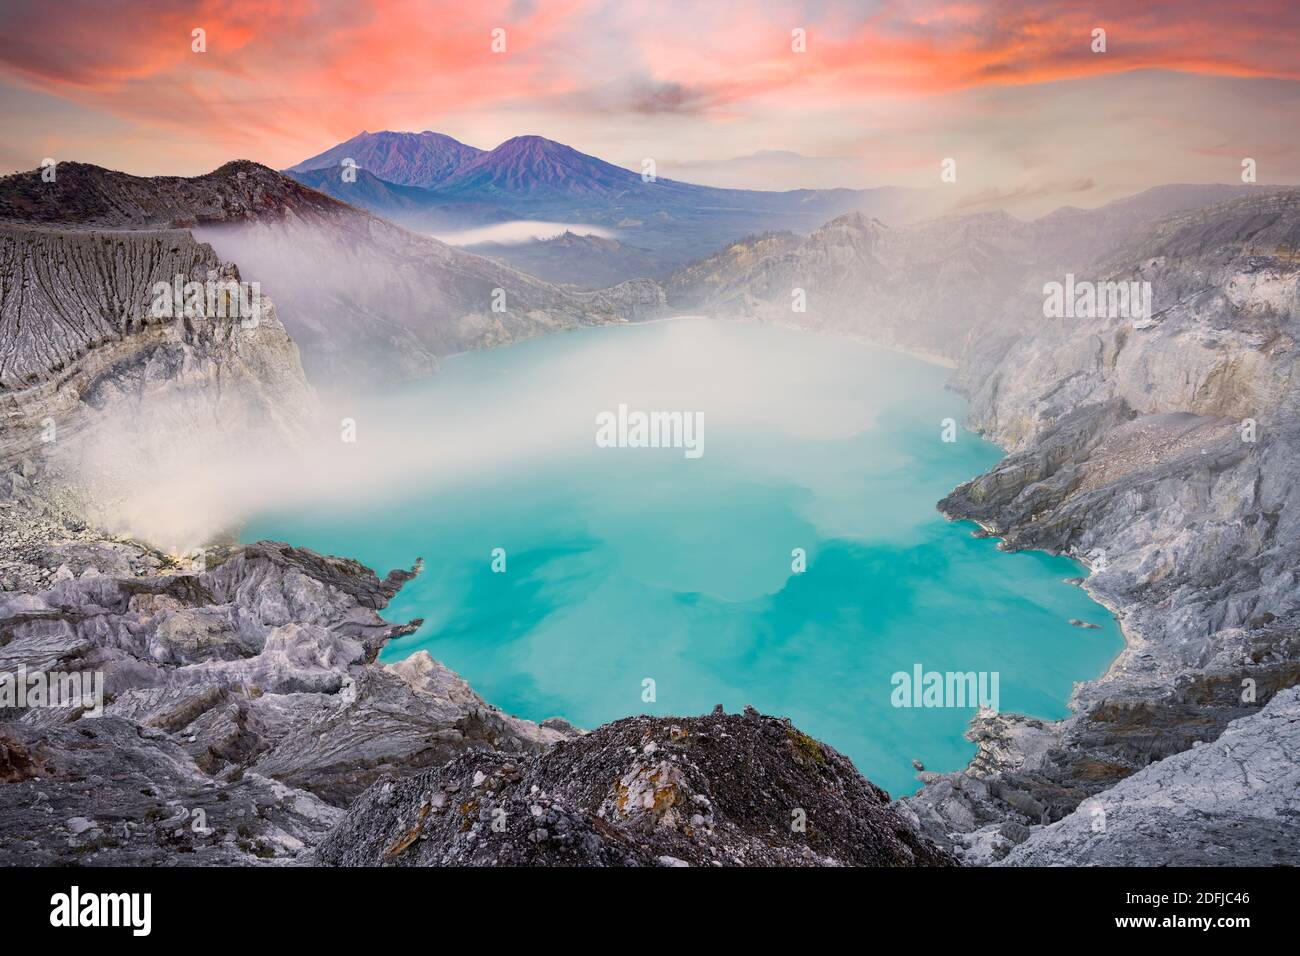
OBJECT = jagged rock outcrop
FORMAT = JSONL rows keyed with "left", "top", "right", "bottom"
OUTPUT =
{"left": 314, "top": 708, "right": 955, "bottom": 867}
{"left": 0, "top": 541, "right": 572, "bottom": 864}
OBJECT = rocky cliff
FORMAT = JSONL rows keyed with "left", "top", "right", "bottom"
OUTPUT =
{"left": 904, "top": 192, "right": 1300, "bottom": 864}
{"left": 996, "top": 686, "right": 1300, "bottom": 866}
{"left": 0, "top": 222, "right": 311, "bottom": 460}
{"left": 0, "top": 218, "right": 315, "bottom": 583}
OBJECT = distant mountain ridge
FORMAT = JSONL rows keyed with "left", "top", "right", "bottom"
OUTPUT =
{"left": 0, "top": 159, "right": 347, "bottom": 227}
{"left": 284, "top": 130, "right": 928, "bottom": 278}
{"left": 288, "top": 165, "right": 515, "bottom": 231}
{"left": 286, "top": 130, "right": 887, "bottom": 209}
{"left": 287, "top": 130, "right": 483, "bottom": 188}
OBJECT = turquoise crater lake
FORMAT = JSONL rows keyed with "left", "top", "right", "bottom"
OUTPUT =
{"left": 244, "top": 318, "right": 1122, "bottom": 796}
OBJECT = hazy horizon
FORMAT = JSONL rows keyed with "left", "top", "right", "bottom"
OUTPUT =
{"left": 4, "top": 130, "right": 1288, "bottom": 228}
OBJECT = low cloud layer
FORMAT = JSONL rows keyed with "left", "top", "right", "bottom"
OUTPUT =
{"left": 435, "top": 220, "right": 614, "bottom": 246}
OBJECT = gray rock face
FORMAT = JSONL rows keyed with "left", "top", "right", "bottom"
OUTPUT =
{"left": 0, "top": 718, "right": 345, "bottom": 865}
{"left": 997, "top": 687, "right": 1300, "bottom": 866}
{"left": 0, "top": 217, "right": 316, "bottom": 576}
{"left": 0, "top": 542, "right": 571, "bottom": 864}
{"left": 959, "top": 190, "right": 1299, "bottom": 447}
{"left": 0, "top": 223, "right": 312, "bottom": 453}
{"left": 314, "top": 710, "right": 955, "bottom": 867}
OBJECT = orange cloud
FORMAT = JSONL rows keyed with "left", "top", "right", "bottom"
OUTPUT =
{"left": 0, "top": 0, "right": 593, "bottom": 164}
{"left": 627, "top": 0, "right": 1300, "bottom": 112}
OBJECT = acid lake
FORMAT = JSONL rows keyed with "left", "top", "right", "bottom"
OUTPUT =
{"left": 245, "top": 318, "right": 1123, "bottom": 796}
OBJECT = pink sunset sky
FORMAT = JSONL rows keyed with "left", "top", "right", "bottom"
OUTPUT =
{"left": 1, "top": 0, "right": 1297, "bottom": 215}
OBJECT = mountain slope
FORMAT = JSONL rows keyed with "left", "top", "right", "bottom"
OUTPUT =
{"left": 436, "top": 134, "right": 653, "bottom": 200}
{"left": 0, "top": 161, "right": 663, "bottom": 387}
{"left": 665, "top": 185, "right": 1279, "bottom": 364}
{"left": 286, "top": 130, "right": 482, "bottom": 188}
{"left": 286, "top": 165, "right": 514, "bottom": 231}
{"left": 663, "top": 210, "right": 1048, "bottom": 363}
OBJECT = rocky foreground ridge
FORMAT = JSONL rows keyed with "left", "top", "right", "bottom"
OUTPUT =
{"left": 315, "top": 708, "right": 953, "bottom": 867}
{"left": 997, "top": 685, "right": 1300, "bottom": 866}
